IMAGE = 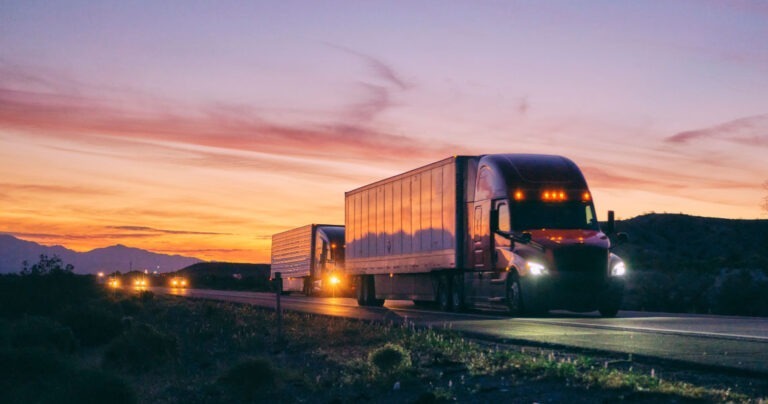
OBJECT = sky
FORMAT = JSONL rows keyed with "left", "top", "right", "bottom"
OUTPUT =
{"left": 1, "top": 1, "right": 767, "bottom": 263}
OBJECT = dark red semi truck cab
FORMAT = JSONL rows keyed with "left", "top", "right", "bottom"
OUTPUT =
{"left": 345, "top": 154, "right": 627, "bottom": 317}
{"left": 476, "top": 154, "right": 626, "bottom": 316}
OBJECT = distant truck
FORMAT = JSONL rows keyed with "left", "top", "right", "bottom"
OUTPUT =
{"left": 344, "top": 154, "right": 628, "bottom": 316}
{"left": 270, "top": 224, "right": 347, "bottom": 296}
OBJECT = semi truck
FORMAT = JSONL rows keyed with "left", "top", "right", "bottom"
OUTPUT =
{"left": 270, "top": 224, "right": 347, "bottom": 296}
{"left": 344, "top": 154, "right": 628, "bottom": 316}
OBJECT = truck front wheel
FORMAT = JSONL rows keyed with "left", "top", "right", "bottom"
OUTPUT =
{"left": 507, "top": 275, "right": 523, "bottom": 316}
{"left": 598, "top": 280, "right": 624, "bottom": 317}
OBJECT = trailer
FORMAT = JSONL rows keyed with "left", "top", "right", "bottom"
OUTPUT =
{"left": 344, "top": 154, "right": 627, "bottom": 316}
{"left": 270, "top": 224, "right": 347, "bottom": 296}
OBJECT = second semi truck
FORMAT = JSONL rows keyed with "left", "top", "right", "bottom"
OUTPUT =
{"left": 345, "top": 154, "right": 627, "bottom": 316}
{"left": 270, "top": 224, "right": 348, "bottom": 296}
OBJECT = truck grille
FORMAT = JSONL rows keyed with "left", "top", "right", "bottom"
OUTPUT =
{"left": 552, "top": 246, "right": 608, "bottom": 275}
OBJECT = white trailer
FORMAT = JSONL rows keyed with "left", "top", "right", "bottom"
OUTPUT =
{"left": 270, "top": 224, "right": 346, "bottom": 295}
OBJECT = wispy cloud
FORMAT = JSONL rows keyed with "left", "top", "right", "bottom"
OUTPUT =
{"left": 0, "top": 182, "right": 116, "bottom": 196}
{"left": 106, "top": 226, "right": 229, "bottom": 236}
{"left": 666, "top": 114, "right": 768, "bottom": 147}
{"left": 0, "top": 83, "right": 462, "bottom": 166}
{"left": 325, "top": 43, "right": 413, "bottom": 91}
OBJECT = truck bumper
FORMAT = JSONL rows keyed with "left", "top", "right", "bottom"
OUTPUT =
{"left": 520, "top": 275, "right": 625, "bottom": 313}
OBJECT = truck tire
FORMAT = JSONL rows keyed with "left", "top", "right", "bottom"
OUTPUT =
{"left": 355, "top": 276, "right": 366, "bottom": 306}
{"left": 356, "top": 275, "right": 384, "bottom": 307}
{"left": 436, "top": 276, "right": 452, "bottom": 312}
{"left": 507, "top": 275, "right": 523, "bottom": 316}
{"left": 450, "top": 274, "right": 465, "bottom": 312}
{"left": 599, "top": 305, "right": 619, "bottom": 318}
{"left": 598, "top": 280, "right": 623, "bottom": 317}
{"left": 598, "top": 294, "right": 622, "bottom": 317}
{"left": 303, "top": 277, "right": 313, "bottom": 297}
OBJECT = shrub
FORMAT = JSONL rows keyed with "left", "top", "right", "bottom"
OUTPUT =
{"left": 711, "top": 269, "right": 768, "bottom": 316}
{"left": 62, "top": 369, "right": 136, "bottom": 404}
{"left": 102, "top": 323, "right": 177, "bottom": 372}
{"left": 368, "top": 343, "right": 412, "bottom": 376}
{"left": 0, "top": 348, "right": 135, "bottom": 403}
{"left": 0, "top": 272, "right": 102, "bottom": 318}
{"left": 58, "top": 304, "right": 123, "bottom": 347}
{"left": 218, "top": 358, "right": 279, "bottom": 399}
{"left": 11, "top": 316, "right": 77, "bottom": 353}
{"left": 0, "top": 347, "right": 71, "bottom": 386}
{"left": 118, "top": 297, "right": 143, "bottom": 316}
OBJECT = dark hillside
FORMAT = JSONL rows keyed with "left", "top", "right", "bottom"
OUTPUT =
{"left": 608, "top": 214, "right": 768, "bottom": 315}
{"left": 175, "top": 262, "right": 270, "bottom": 291}
{"left": 612, "top": 213, "right": 768, "bottom": 272}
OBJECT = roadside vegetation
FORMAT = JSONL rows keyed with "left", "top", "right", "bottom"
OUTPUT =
{"left": 2, "top": 256, "right": 766, "bottom": 402}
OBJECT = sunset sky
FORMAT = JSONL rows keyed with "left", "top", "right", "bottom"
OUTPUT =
{"left": 2, "top": 1, "right": 767, "bottom": 263}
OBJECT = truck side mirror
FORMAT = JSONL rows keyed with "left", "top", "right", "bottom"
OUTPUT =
{"left": 516, "top": 232, "right": 532, "bottom": 244}
{"left": 615, "top": 232, "right": 629, "bottom": 245}
{"left": 606, "top": 210, "right": 615, "bottom": 235}
{"left": 495, "top": 230, "right": 531, "bottom": 244}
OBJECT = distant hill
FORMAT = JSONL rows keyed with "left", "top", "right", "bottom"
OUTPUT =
{"left": 177, "top": 262, "right": 270, "bottom": 278}
{"left": 611, "top": 213, "right": 768, "bottom": 272}
{"left": 0, "top": 234, "right": 202, "bottom": 274}
{"left": 176, "top": 262, "right": 271, "bottom": 291}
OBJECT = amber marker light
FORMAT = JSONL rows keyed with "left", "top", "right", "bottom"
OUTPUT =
{"left": 542, "top": 190, "right": 567, "bottom": 201}
{"left": 514, "top": 190, "right": 525, "bottom": 201}
{"left": 582, "top": 192, "right": 591, "bottom": 201}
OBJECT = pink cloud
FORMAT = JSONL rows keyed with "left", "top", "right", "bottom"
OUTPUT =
{"left": 666, "top": 114, "right": 768, "bottom": 146}
{"left": 0, "top": 86, "right": 465, "bottom": 165}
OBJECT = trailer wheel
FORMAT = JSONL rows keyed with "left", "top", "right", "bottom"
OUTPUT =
{"left": 356, "top": 275, "right": 383, "bottom": 307}
{"left": 507, "top": 275, "right": 523, "bottom": 316}
{"left": 436, "top": 276, "right": 452, "bottom": 312}
{"left": 355, "top": 276, "right": 366, "bottom": 306}
{"left": 450, "top": 274, "right": 465, "bottom": 312}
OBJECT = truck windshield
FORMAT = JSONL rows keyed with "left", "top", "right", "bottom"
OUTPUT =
{"left": 512, "top": 201, "right": 598, "bottom": 231}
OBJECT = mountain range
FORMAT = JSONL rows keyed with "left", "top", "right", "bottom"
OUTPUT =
{"left": 0, "top": 234, "right": 202, "bottom": 274}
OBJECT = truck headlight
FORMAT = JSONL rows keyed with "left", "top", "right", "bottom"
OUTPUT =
{"left": 611, "top": 261, "right": 626, "bottom": 276}
{"left": 527, "top": 262, "right": 548, "bottom": 276}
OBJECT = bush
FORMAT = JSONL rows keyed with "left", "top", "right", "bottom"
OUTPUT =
{"left": 711, "top": 269, "right": 768, "bottom": 316}
{"left": 61, "top": 369, "right": 136, "bottom": 404}
{"left": 0, "top": 347, "right": 71, "bottom": 386}
{"left": 58, "top": 304, "right": 123, "bottom": 347}
{"left": 369, "top": 343, "right": 412, "bottom": 376}
{"left": 102, "top": 323, "right": 177, "bottom": 372}
{"left": 10, "top": 316, "right": 77, "bottom": 353}
{"left": 0, "top": 268, "right": 103, "bottom": 319}
{"left": 0, "top": 348, "right": 135, "bottom": 403}
{"left": 218, "top": 358, "right": 279, "bottom": 399}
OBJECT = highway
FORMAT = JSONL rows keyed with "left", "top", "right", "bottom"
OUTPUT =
{"left": 156, "top": 287, "right": 768, "bottom": 375}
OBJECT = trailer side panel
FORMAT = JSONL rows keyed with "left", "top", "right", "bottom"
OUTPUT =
{"left": 345, "top": 157, "right": 469, "bottom": 275}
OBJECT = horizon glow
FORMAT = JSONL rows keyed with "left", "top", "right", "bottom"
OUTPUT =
{"left": 1, "top": 1, "right": 767, "bottom": 262}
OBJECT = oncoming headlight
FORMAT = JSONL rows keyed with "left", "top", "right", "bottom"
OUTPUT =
{"left": 611, "top": 261, "right": 626, "bottom": 276}
{"left": 527, "top": 262, "right": 548, "bottom": 276}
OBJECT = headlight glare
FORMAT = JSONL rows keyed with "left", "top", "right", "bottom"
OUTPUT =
{"left": 611, "top": 261, "right": 626, "bottom": 276}
{"left": 527, "top": 262, "right": 548, "bottom": 276}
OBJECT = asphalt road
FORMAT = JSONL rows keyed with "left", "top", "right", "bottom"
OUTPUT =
{"left": 155, "top": 287, "right": 768, "bottom": 375}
